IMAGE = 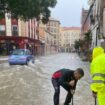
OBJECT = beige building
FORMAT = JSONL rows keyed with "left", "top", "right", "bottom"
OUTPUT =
{"left": 46, "top": 18, "right": 61, "bottom": 52}
{"left": 45, "top": 30, "right": 55, "bottom": 55}
{"left": 60, "top": 27, "right": 81, "bottom": 52}
{"left": 38, "top": 19, "right": 55, "bottom": 55}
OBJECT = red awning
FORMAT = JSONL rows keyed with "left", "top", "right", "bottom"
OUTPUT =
{"left": 0, "top": 36, "right": 40, "bottom": 44}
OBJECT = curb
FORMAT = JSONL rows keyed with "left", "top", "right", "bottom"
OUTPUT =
{"left": 0, "top": 57, "right": 8, "bottom": 64}
{"left": 0, "top": 60, "right": 7, "bottom": 64}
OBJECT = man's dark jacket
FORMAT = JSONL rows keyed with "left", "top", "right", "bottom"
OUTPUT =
{"left": 52, "top": 68, "right": 77, "bottom": 91}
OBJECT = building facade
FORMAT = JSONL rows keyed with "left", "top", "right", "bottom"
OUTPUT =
{"left": 88, "top": 0, "right": 105, "bottom": 48}
{"left": 38, "top": 19, "right": 56, "bottom": 55}
{"left": 38, "top": 20, "right": 46, "bottom": 56}
{"left": 60, "top": 27, "right": 81, "bottom": 52}
{"left": 45, "top": 30, "right": 55, "bottom": 55}
{"left": 81, "top": 8, "right": 90, "bottom": 39}
{"left": 46, "top": 18, "right": 60, "bottom": 52}
{"left": 0, "top": 13, "right": 41, "bottom": 55}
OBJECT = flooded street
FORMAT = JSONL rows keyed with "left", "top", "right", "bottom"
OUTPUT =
{"left": 0, "top": 53, "right": 94, "bottom": 105}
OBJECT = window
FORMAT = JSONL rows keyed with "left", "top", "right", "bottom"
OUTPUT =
{"left": 0, "top": 25, "right": 6, "bottom": 36}
{"left": 51, "top": 28, "right": 53, "bottom": 33}
{"left": 54, "top": 36, "right": 56, "bottom": 39}
{"left": 47, "top": 22, "right": 50, "bottom": 26}
{"left": 26, "top": 50, "right": 31, "bottom": 55}
{"left": 12, "top": 25, "right": 18, "bottom": 36}
{"left": 54, "top": 28, "right": 56, "bottom": 33}
{"left": 54, "top": 22, "right": 57, "bottom": 27}
{"left": 12, "top": 50, "right": 24, "bottom": 55}
{"left": 50, "top": 22, "right": 53, "bottom": 26}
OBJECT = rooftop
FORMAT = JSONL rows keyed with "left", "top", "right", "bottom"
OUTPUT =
{"left": 62, "top": 27, "right": 81, "bottom": 31}
{"left": 49, "top": 17, "right": 60, "bottom": 23}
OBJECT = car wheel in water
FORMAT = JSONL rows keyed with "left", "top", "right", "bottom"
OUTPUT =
{"left": 9, "top": 63, "right": 12, "bottom": 65}
{"left": 25, "top": 61, "right": 28, "bottom": 65}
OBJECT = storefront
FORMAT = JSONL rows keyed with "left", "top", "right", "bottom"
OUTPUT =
{"left": 0, "top": 36, "right": 41, "bottom": 55}
{"left": 0, "top": 18, "right": 6, "bottom": 36}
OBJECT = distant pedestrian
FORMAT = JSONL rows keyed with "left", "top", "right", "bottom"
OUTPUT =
{"left": 90, "top": 47, "right": 105, "bottom": 105}
{"left": 52, "top": 68, "right": 84, "bottom": 105}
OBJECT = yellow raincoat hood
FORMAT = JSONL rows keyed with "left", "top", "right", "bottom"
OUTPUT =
{"left": 92, "top": 47, "right": 104, "bottom": 60}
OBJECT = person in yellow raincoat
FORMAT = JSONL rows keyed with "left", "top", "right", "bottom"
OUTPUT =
{"left": 90, "top": 47, "right": 105, "bottom": 105}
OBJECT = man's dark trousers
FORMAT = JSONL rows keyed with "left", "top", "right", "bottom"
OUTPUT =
{"left": 64, "top": 92, "right": 73, "bottom": 105}
{"left": 52, "top": 78, "right": 73, "bottom": 105}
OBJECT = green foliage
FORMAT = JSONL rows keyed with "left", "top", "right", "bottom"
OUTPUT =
{"left": 0, "top": 12, "right": 4, "bottom": 18}
{"left": 84, "top": 30, "right": 92, "bottom": 42}
{"left": 74, "top": 40, "right": 79, "bottom": 49}
{"left": 0, "top": 0, "right": 57, "bottom": 23}
{"left": 74, "top": 40, "right": 85, "bottom": 49}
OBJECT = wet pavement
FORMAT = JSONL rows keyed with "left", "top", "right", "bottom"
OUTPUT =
{"left": 0, "top": 53, "right": 95, "bottom": 105}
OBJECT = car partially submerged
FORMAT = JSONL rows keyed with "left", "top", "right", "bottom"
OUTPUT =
{"left": 8, "top": 49, "right": 35, "bottom": 65}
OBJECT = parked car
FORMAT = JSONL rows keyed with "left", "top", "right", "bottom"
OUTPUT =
{"left": 8, "top": 49, "right": 35, "bottom": 65}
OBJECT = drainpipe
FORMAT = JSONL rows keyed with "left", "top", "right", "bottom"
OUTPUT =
{"left": 96, "top": 0, "right": 103, "bottom": 46}
{"left": 93, "top": 0, "right": 100, "bottom": 47}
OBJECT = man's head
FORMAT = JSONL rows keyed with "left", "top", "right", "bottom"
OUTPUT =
{"left": 74, "top": 68, "right": 84, "bottom": 80}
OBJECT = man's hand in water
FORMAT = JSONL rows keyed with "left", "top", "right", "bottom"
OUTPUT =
{"left": 69, "top": 80, "right": 75, "bottom": 87}
{"left": 92, "top": 91, "right": 97, "bottom": 98}
{"left": 71, "top": 89, "right": 75, "bottom": 95}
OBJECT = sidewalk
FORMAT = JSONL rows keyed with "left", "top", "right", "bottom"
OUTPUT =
{"left": 0, "top": 56, "right": 8, "bottom": 63}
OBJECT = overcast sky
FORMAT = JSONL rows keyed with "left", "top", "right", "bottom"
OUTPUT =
{"left": 51, "top": 0, "right": 89, "bottom": 27}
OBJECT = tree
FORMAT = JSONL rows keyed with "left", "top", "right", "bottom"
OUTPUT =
{"left": 0, "top": 0, "right": 57, "bottom": 23}
{"left": 74, "top": 40, "right": 80, "bottom": 50}
{"left": 84, "top": 30, "right": 92, "bottom": 42}
{"left": 74, "top": 39, "right": 85, "bottom": 50}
